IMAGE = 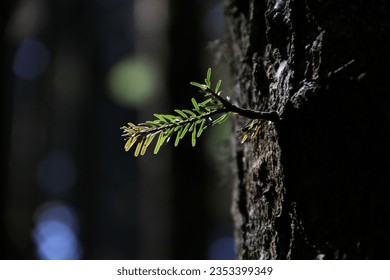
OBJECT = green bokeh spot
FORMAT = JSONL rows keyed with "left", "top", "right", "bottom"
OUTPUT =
{"left": 108, "top": 56, "right": 156, "bottom": 107}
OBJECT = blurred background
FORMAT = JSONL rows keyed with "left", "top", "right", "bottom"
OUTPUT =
{"left": 0, "top": 0, "right": 235, "bottom": 259}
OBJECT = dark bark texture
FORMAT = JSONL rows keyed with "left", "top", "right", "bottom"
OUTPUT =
{"left": 226, "top": 0, "right": 390, "bottom": 259}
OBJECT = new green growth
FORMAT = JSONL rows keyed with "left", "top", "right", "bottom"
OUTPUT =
{"left": 121, "top": 68, "right": 279, "bottom": 156}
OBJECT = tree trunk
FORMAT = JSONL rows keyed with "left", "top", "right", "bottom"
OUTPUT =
{"left": 226, "top": 0, "right": 390, "bottom": 259}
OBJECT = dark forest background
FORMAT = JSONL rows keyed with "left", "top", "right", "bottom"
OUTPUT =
{"left": 0, "top": 0, "right": 235, "bottom": 259}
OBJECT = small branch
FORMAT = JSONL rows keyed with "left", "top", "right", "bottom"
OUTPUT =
{"left": 122, "top": 108, "right": 229, "bottom": 139}
{"left": 203, "top": 88, "right": 280, "bottom": 122}
{"left": 229, "top": 105, "right": 280, "bottom": 122}
{"left": 122, "top": 67, "right": 280, "bottom": 156}
{"left": 327, "top": 59, "right": 355, "bottom": 78}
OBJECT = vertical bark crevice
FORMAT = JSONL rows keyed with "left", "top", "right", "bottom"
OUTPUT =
{"left": 233, "top": 148, "right": 249, "bottom": 259}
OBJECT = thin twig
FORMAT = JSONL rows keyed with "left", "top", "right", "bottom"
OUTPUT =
{"left": 202, "top": 88, "right": 280, "bottom": 122}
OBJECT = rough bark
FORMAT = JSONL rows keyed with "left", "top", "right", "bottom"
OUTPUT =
{"left": 226, "top": 0, "right": 390, "bottom": 259}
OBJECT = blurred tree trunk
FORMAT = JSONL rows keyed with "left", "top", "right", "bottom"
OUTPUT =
{"left": 168, "top": 0, "right": 210, "bottom": 259}
{"left": 0, "top": 0, "right": 18, "bottom": 259}
{"left": 226, "top": 0, "right": 390, "bottom": 259}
